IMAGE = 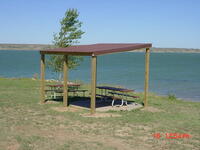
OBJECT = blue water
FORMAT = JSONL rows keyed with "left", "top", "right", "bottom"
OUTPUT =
{"left": 0, "top": 50, "right": 200, "bottom": 101}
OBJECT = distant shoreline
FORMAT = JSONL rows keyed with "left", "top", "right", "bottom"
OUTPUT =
{"left": 132, "top": 48, "right": 200, "bottom": 53}
{"left": 0, "top": 43, "right": 200, "bottom": 53}
{"left": 0, "top": 43, "right": 52, "bottom": 50}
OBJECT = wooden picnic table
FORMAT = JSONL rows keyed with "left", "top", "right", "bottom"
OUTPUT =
{"left": 96, "top": 86, "right": 134, "bottom": 97}
{"left": 45, "top": 83, "right": 87, "bottom": 99}
{"left": 47, "top": 83, "right": 81, "bottom": 88}
{"left": 96, "top": 86, "right": 138, "bottom": 106}
{"left": 97, "top": 86, "right": 134, "bottom": 92}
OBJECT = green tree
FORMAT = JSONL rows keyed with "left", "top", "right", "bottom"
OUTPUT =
{"left": 47, "top": 8, "right": 84, "bottom": 80}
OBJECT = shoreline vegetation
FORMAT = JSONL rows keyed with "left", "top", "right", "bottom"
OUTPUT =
{"left": 0, "top": 43, "right": 200, "bottom": 53}
{"left": 0, "top": 77, "right": 199, "bottom": 149}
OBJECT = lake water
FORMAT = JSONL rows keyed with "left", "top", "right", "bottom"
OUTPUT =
{"left": 0, "top": 50, "right": 200, "bottom": 102}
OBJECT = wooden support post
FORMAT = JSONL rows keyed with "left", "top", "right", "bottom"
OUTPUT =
{"left": 144, "top": 48, "right": 150, "bottom": 107}
{"left": 91, "top": 55, "right": 97, "bottom": 114}
{"left": 40, "top": 53, "right": 45, "bottom": 103}
{"left": 63, "top": 55, "right": 68, "bottom": 107}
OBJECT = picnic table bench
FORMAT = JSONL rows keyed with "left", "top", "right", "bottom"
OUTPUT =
{"left": 108, "top": 91, "right": 139, "bottom": 106}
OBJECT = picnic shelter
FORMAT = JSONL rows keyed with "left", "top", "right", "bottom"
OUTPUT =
{"left": 40, "top": 43, "right": 152, "bottom": 114}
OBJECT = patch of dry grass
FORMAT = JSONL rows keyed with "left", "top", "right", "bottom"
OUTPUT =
{"left": 0, "top": 78, "right": 200, "bottom": 150}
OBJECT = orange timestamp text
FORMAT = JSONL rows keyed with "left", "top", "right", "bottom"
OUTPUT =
{"left": 153, "top": 133, "right": 191, "bottom": 139}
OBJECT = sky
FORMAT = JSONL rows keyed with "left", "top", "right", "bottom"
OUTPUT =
{"left": 0, "top": 0, "right": 200, "bottom": 48}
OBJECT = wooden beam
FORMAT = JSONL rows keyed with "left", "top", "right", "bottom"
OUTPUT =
{"left": 40, "top": 53, "right": 45, "bottom": 103}
{"left": 40, "top": 51, "right": 92, "bottom": 56}
{"left": 144, "top": 48, "right": 150, "bottom": 107}
{"left": 63, "top": 55, "right": 68, "bottom": 107}
{"left": 91, "top": 56, "right": 97, "bottom": 114}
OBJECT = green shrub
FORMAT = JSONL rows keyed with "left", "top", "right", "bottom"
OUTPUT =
{"left": 168, "top": 93, "right": 177, "bottom": 100}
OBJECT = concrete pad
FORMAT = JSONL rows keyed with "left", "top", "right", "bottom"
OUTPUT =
{"left": 96, "top": 103, "right": 143, "bottom": 112}
{"left": 80, "top": 113, "right": 121, "bottom": 118}
{"left": 70, "top": 99, "right": 143, "bottom": 112}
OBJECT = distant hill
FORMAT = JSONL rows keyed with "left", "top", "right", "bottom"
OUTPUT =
{"left": 150, "top": 47, "right": 200, "bottom": 53}
{"left": 0, "top": 43, "right": 200, "bottom": 53}
{"left": 0, "top": 44, "right": 52, "bottom": 50}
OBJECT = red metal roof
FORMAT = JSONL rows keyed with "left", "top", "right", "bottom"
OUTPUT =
{"left": 40, "top": 43, "right": 152, "bottom": 56}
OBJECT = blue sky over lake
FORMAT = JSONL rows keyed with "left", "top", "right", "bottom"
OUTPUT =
{"left": 0, "top": 0, "right": 200, "bottom": 48}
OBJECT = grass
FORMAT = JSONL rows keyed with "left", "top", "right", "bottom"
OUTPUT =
{"left": 0, "top": 77, "right": 199, "bottom": 150}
